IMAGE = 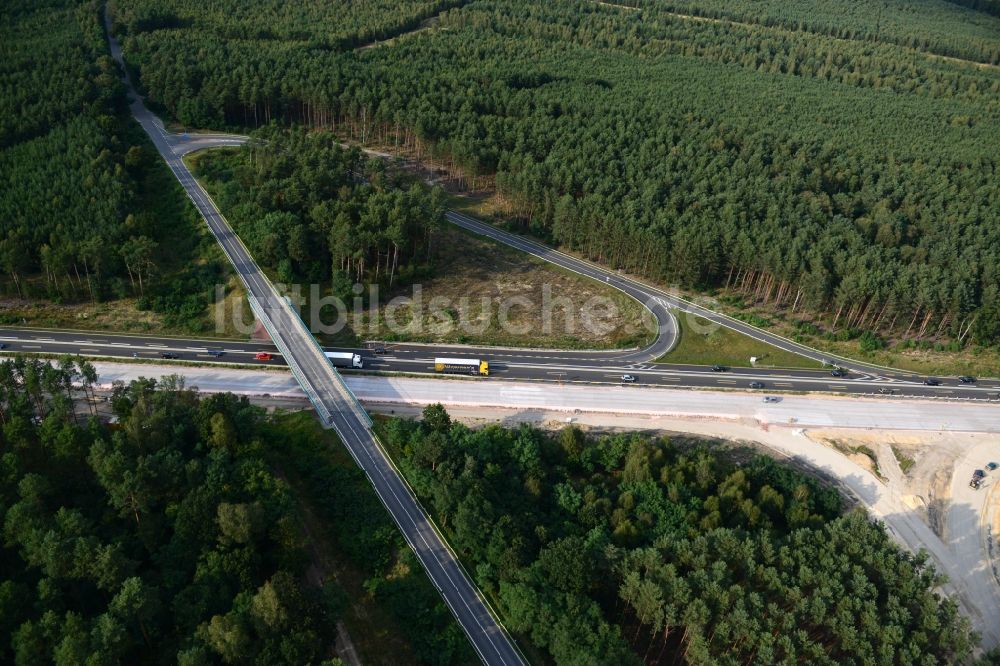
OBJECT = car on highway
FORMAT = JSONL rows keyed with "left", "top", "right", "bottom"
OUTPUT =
{"left": 830, "top": 368, "right": 848, "bottom": 377}
{"left": 763, "top": 396, "right": 781, "bottom": 403}
{"left": 923, "top": 378, "right": 942, "bottom": 386}
{"left": 877, "top": 387, "right": 894, "bottom": 395}
{"left": 958, "top": 375, "right": 976, "bottom": 383}
{"left": 255, "top": 352, "right": 273, "bottom": 361}
{"left": 711, "top": 365, "right": 728, "bottom": 372}
{"left": 0, "top": 343, "right": 6, "bottom": 350}
{"left": 207, "top": 349, "right": 225, "bottom": 358}
{"left": 749, "top": 381, "right": 765, "bottom": 389}
{"left": 159, "top": 352, "right": 179, "bottom": 359}
{"left": 986, "top": 462, "right": 998, "bottom": 472}
{"left": 373, "top": 345, "right": 387, "bottom": 354}
{"left": 621, "top": 374, "right": 636, "bottom": 383}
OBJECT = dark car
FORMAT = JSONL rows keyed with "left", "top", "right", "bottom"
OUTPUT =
{"left": 0, "top": 343, "right": 6, "bottom": 350}
{"left": 749, "top": 381, "right": 765, "bottom": 389}
{"left": 207, "top": 349, "right": 225, "bottom": 358}
{"left": 973, "top": 469, "right": 986, "bottom": 480}
{"left": 711, "top": 365, "right": 728, "bottom": 372}
{"left": 159, "top": 352, "right": 179, "bottom": 359}
{"left": 373, "top": 345, "right": 388, "bottom": 354}
{"left": 958, "top": 375, "right": 976, "bottom": 383}
{"left": 986, "top": 462, "right": 998, "bottom": 472}
{"left": 830, "top": 368, "right": 848, "bottom": 377}
{"left": 923, "top": 378, "right": 941, "bottom": 386}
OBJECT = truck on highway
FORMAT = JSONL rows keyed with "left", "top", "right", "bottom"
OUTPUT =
{"left": 434, "top": 357, "right": 489, "bottom": 376}
{"left": 324, "top": 351, "right": 363, "bottom": 369}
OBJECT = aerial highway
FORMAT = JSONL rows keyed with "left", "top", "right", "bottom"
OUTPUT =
{"left": 104, "top": 12, "right": 526, "bottom": 666}
{"left": 3, "top": 326, "right": 999, "bottom": 400}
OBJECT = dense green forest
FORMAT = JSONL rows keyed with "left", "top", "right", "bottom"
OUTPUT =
{"left": 384, "top": 405, "right": 975, "bottom": 664}
{"left": 0, "top": 0, "right": 227, "bottom": 331}
{"left": 113, "top": 0, "right": 1000, "bottom": 349}
{"left": 111, "top": 0, "right": 467, "bottom": 51}
{"left": 630, "top": 0, "right": 1000, "bottom": 64}
{"left": 0, "top": 356, "right": 339, "bottom": 663}
{"left": 190, "top": 127, "right": 447, "bottom": 291}
{"left": 0, "top": 358, "right": 470, "bottom": 664}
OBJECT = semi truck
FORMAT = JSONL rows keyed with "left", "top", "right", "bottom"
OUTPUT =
{"left": 324, "top": 351, "right": 363, "bottom": 369}
{"left": 434, "top": 357, "right": 489, "bottom": 376}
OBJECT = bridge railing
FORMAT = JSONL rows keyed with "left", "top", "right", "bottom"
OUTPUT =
{"left": 276, "top": 294, "right": 374, "bottom": 428}
{"left": 247, "top": 293, "right": 333, "bottom": 425}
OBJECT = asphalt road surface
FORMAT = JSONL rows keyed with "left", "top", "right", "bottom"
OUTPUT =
{"left": 103, "top": 12, "right": 525, "bottom": 666}
{"left": 83, "top": 363, "right": 1000, "bottom": 434}
{"left": 3, "top": 326, "right": 999, "bottom": 401}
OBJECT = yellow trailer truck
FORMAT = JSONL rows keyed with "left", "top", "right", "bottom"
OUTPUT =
{"left": 434, "top": 357, "right": 489, "bottom": 376}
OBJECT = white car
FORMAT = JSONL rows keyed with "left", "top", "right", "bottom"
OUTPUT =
{"left": 763, "top": 396, "right": 781, "bottom": 403}
{"left": 621, "top": 374, "right": 636, "bottom": 383}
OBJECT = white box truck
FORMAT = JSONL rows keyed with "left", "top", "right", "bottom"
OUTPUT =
{"left": 325, "top": 351, "right": 363, "bottom": 369}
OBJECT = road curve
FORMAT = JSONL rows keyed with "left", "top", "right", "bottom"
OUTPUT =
{"left": 104, "top": 9, "right": 526, "bottom": 666}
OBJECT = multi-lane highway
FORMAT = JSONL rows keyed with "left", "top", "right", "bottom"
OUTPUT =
{"left": 104, "top": 12, "right": 525, "bottom": 666}
{"left": 3, "top": 325, "right": 999, "bottom": 400}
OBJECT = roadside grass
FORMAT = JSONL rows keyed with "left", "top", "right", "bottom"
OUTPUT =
{"left": 659, "top": 311, "right": 822, "bottom": 369}
{"left": 266, "top": 411, "right": 475, "bottom": 665}
{"left": 891, "top": 445, "right": 916, "bottom": 475}
{"left": 716, "top": 296, "right": 1000, "bottom": 378}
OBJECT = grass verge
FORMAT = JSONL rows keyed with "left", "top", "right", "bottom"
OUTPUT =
{"left": 715, "top": 295, "right": 999, "bottom": 378}
{"left": 891, "top": 445, "right": 916, "bottom": 475}
{"left": 659, "top": 311, "right": 821, "bottom": 369}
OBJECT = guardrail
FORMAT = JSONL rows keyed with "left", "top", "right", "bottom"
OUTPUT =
{"left": 247, "top": 293, "right": 333, "bottom": 425}
{"left": 278, "top": 293, "right": 374, "bottom": 428}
